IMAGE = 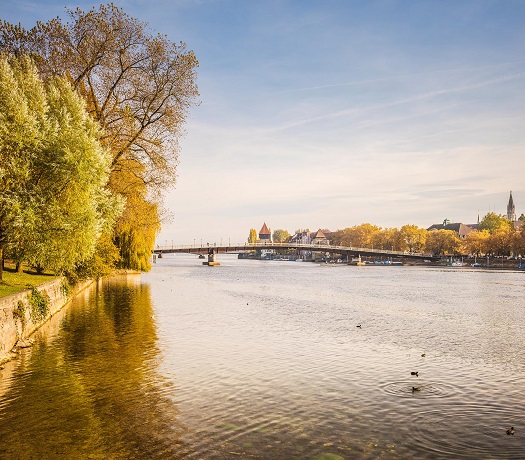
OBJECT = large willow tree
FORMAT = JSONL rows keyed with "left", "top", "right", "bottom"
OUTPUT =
{"left": 0, "top": 55, "right": 122, "bottom": 280}
{"left": 0, "top": 3, "right": 199, "bottom": 270}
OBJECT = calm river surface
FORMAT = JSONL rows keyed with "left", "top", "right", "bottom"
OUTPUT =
{"left": 1, "top": 254, "right": 525, "bottom": 459}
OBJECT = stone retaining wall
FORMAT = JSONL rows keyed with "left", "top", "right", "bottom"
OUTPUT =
{"left": 0, "top": 278, "right": 93, "bottom": 363}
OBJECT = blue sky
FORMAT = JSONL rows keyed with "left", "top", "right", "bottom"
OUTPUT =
{"left": 3, "top": 0, "right": 525, "bottom": 245}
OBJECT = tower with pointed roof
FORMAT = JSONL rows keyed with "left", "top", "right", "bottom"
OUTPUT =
{"left": 507, "top": 191, "right": 516, "bottom": 222}
{"left": 259, "top": 223, "right": 271, "bottom": 242}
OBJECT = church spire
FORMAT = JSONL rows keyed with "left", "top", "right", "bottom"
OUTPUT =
{"left": 507, "top": 191, "right": 516, "bottom": 221}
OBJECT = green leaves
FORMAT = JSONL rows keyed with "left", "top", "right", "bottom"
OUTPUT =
{"left": 0, "top": 55, "right": 123, "bottom": 275}
{"left": 1, "top": 5, "right": 200, "bottom": 274}
{"left": 479, "top": 212, "right": 512, "bottom": 234}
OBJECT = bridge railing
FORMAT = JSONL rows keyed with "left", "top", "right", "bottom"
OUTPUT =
{"left": 154, "top": 242, "right": 429, "bottom": 257}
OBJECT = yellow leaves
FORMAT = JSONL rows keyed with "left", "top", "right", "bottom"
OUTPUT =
{"left": 248, "top": 229, "right": 258, "bottom": 244}
{"left": 1, "top": 5, "right": 199, "bottom": 272}
{"left": 425, "top": 229, "right": 461, "bottom": 255}
{"left": 462, "top": 230, "right": 490, "bottom": 256}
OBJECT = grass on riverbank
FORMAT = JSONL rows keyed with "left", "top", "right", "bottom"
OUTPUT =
{"left": 0, "top": 263, "right": 57, "bottom": 298}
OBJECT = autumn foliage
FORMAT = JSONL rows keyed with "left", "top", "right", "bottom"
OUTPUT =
{"left": 0, "top": 4, "right": 199, "bottom": 276}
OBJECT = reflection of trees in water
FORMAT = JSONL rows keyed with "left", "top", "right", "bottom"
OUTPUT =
{"left": 0, "top": 275, "right": 188, "bottom": 459}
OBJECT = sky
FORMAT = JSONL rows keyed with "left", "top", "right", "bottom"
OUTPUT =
{"left": 2, "top": 0, "right": 525, "bottom": 246}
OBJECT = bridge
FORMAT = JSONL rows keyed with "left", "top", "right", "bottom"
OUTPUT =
{"left": 153, "top": 242, "right": 440, "bottom": 265}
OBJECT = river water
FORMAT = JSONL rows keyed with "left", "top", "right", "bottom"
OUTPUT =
{"left": 0, "top": 254, "right": 524, "bottom": 459}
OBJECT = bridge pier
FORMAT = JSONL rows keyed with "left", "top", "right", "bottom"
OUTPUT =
{"left": 203, "top": 249, "right": 220, "bottom": 266}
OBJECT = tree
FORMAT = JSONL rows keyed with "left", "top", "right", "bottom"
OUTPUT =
{"left": 424, "top": 230, "right": 461, "bottom": 255}
{"left": 111, "top": 165, "right": 159, "bottom": 271}
{"left": 0, "top": 55, "right": 122, "bottom": 277}
{"left": 511, "top": 227, "right": 525, "bottom": 256}
{"left": 374, "top": 227, "right": 404, "bottom": 251}
{"left": 248, "top": 229, "right": 257, "bottom": 244}
{"left": 487, "top": 229, "right": 513, "bottom": 257}
{"left": 34, "top": 76, "right": 123, "bottom": 273}
{"left": 272, "top": 229, "right": 291, "bottom": 243}
{"left": 0, "top": 4, "right": 199, "bottom": 270}
{"left": 0, "top": 5, "right": 199, "bottom": 188}
{"left": 479, "top": 212, "right": 512, "bottom": 234}
{"left": 462, "top": 230, "right": 490, "bottom": 256}
{"left": 0, "top": 55, "right": 45, "bottom": 280}
{"left": 399, "top": 225, "right": 427, "bottom": 253}
{"left": 330, "top": 225, "right": 378, "bottom": 248}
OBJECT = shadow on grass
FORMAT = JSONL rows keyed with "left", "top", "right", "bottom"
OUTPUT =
{"left": 0, "top": 263, "right": 57, "bottom": 298}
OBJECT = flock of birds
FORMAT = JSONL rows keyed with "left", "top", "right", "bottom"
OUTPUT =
{"left": 356, "top": 324, "right": 515, "bottom": 437}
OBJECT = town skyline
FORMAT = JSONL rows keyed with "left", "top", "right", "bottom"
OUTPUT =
{"left": 255, "top": 190, "right": 522, "bottom": 237}
{"left": 4, "top": 1, "right": 525, "bottom": 246}
{"left": 164, "top": 191, "right": 520, "bottom": 246}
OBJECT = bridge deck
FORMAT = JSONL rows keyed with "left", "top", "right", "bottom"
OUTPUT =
{"left": 153, "top": 243, "right": 440, "bottom": 261}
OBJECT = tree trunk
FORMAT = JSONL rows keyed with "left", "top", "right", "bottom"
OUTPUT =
{"left": 0, "top": 245, "right": 3, "bottom": 282}
{"left": 16, "top": 261, "right": 23, "bottom": 273}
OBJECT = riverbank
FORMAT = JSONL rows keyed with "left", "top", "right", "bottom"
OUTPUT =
{"left": 0, "top": 264, "right": 57, "bottom": 298}
{"left": 0, "top": 278, "right": 94, "bottom": 365}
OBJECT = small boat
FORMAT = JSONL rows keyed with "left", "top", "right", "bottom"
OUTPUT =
{"left": 446, "top": 261, "right": 466, "bottom": 267}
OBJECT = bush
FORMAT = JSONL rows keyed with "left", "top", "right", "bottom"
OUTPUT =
{"left": 28, "top": 286, "right": 50, "bottom": 321}
{"left": 13, "top": 300, "right": 26, "bottom": 329}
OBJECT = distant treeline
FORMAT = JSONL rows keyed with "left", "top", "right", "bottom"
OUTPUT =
{"left": 273, "top": 213, "right": 525, "bottom": 256}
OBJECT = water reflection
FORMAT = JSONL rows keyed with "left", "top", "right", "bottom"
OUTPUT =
{"left": 0, "top": 275, "right": 186, "bottom": 459}
{"left": 1, "top": 259, "right": 525, "bottom": 459}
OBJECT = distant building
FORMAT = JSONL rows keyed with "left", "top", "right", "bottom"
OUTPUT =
{"left": 506, "top": 191, "right": 523, "bottom": 229}
{"left": 311, "top": 229, "right": 329, "bottom": 245}
{"left": 427, "top": 221, "right": 474, "bottom": 239}
{"left": 507, "top": 191, "right": 516, "bottom": 222}
{"left": 259, "top": 222, "right": 271, "bottom": 242}
{"left": 289, "top": 230, "right": 311, "bottom": 245}
{"left": 289, "top": 229, "right": 332, "bottom": 245}
{"left": 429, "top": 191, "right": 523, "bottom": 236}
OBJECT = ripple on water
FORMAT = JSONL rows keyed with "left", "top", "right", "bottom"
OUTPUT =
{"left": 379, "top": 380, "right": 459, "bottom": 399}
{"left": 409, "top": 403, "right": 525, "bottom": 459}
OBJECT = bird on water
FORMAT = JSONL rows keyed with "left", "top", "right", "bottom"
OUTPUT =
{"left": 507, "top": 427, "right": 515, "bottom": 435}
{"left": 356, "top": 324, "right": 362, "bottom": 328}
{"left": 411, "top": 371, "right": 418, "bottom": 377}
